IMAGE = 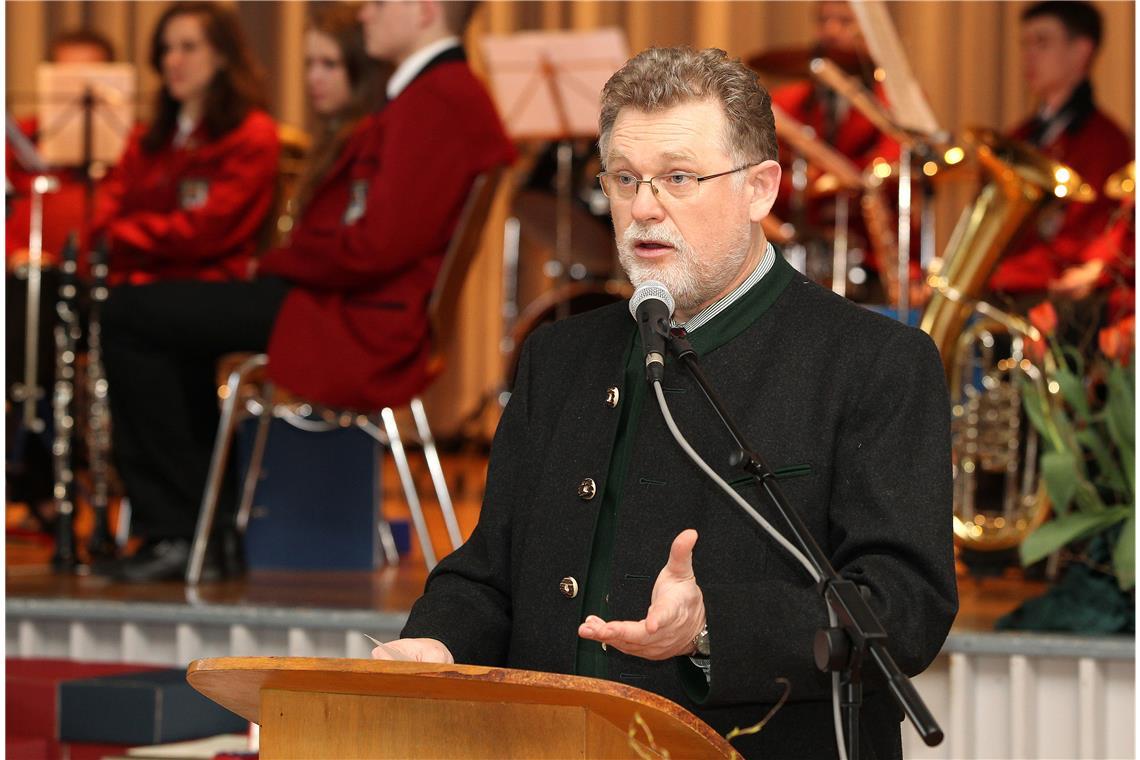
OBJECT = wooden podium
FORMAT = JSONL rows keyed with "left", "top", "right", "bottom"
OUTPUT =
{"left": 188, "top": 657, "right": 737, "bottom": 758}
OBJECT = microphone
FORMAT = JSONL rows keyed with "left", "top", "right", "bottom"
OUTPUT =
{"left": 629, "top": 281, "right": 674, "bottom": 383}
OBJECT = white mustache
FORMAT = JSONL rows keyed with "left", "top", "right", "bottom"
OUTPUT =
{"left": 621, "top": 223, "right": 688, "bottom": 251}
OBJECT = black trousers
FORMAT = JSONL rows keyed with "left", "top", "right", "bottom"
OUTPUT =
{"left": 101, "top": 277, "right": 290, "bottom": 540}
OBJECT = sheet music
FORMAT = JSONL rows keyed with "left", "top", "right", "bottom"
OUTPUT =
{"left": 850, "top": 1, "right": 942, "bottom": 138}
{"left": 36, "top": 63, "right": 136, "bottom": 167}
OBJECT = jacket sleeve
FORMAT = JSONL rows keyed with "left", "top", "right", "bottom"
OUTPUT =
{"left": 398, "top": 325, "right": 547, "bottom": 664}
{"left": 102, "top": 122, "right": 278, "bottom": 261}
{"left": 262, "top": 89, "right": 487, "bottom": 291}
{"left": 90, "top": 129, "right": 142, "bottom": 244}
{"left": 694, "top": 328, "right": 958, "bottom": 707}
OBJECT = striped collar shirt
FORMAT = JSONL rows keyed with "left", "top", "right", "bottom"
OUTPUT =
{"left": 672, "top": 242, "right": 777, "bottom": 333}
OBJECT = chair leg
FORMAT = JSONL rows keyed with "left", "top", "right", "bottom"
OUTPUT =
{"left": 187, "top": 355, "right": 267, "bottom": 585}
{"left": 380, "top": 407, "right": 437, "bottom": 569}
{"left": 374, "top": 443, "right": 400, "bottom": 567}
{"left": 115, "top": 497, "right": 131, "bottom": 549}
{"left": 410, "top": 397, "right": 462, "bottom": 551}
{"left": 357, "top": 420, "right": 403, "bottom": 567}
{"left": 235, "top": 384, "right": 274, "bottom": 534}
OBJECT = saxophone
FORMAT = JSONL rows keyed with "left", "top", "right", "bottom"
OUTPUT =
{"left": 919, "top": 128, "right": 1094, "bottom": 550}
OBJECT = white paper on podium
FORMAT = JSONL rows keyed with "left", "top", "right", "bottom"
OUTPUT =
{"left": 850, "top": 1, "right": 942, "bottom": 139}
{"left": 481, "top": 28, "right": 629, "bottom": 141}
{"left": 36, "top": 62, "right": 136, "bottom": 167}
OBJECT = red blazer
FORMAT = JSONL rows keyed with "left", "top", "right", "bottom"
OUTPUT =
{"left": 258, "top": 57, "right": 515, "bottom": 411}
{"left": 91, "top": 110, "right": 279, "bottom": 285}
{"left": 989, "top": 108, "right": 1132, "bottom": 293}
{"left": 771, "top": 80, "right": 900, "bottom": 171}
{"left": 6, "top": 117, "right": 93, "bottom": 266}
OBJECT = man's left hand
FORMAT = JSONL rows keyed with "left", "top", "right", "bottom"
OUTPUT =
{"left": 1048, "top": 260, "right": 1105, "bottom": 300}
{"left": 577, "top": 529, "right": 705, "bottom": 660}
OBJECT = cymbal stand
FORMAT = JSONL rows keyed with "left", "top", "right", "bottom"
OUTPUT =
{"left": 10, "top": 175, "right": 60, "bottom": 436}
{"left": 784, "top": 150, "right": 810, "bottom": 276}
{"left": 897, "top": 146, "right": 912, "bottom": 323}
{"left": 832, "top": 191, "right": 850, "bottom": 298}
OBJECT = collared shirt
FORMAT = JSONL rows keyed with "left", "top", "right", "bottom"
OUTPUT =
{"left": 173, "top": 113, "right": 197, "bottom": 149}
{"left": 672, "top": 242, "right": 777, "bottom": 334}
{"left": 386, "top": 36, "right": 462, "bottom": 101}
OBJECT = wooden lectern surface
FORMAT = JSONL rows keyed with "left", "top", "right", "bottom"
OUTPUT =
{"left": 188, "top": 657, "right": 737, "bottom": 758}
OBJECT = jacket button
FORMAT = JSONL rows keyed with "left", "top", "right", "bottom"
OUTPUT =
{"left": 577, "top": 478, "right": 597, "bottom": 501}
{"left": 605, "top": 387, "right": 620, "bottom": 408}
{"left": 559, "top": 577, "right": 579, "bottom": 598}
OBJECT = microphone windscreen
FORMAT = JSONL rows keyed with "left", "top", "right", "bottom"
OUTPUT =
{"left": 629, "top": 281, "right": 675, "bottom": 321}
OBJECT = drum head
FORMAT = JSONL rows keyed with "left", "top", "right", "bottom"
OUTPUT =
{"left": 503, "top": 279, "right": 632, "bottom": 385}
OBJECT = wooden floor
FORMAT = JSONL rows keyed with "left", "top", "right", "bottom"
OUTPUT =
{"left": 6, "top": 450, "right": 1047, "bottom": 633}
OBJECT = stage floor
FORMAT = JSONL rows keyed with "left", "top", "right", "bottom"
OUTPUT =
{"left": 3, "top": 449, "right": 1116, "bottom": 658}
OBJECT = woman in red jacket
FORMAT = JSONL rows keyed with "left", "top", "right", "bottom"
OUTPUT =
{"left": 99, "top": 3, "right": 390, "bottom": 582}
{"left": 92, "top": 1, "right": 279, "bottom": 285}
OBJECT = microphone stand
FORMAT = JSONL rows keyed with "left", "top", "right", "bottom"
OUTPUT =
{"left": 665, "top": 332, "right": 943, "bottom": 758}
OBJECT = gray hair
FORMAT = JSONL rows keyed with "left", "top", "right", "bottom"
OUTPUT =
{"left": 598, "top": 47, "right": 778, "bottom": 169}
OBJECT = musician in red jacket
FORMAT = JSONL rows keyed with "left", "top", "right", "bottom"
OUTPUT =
{"left": 989, "top": 1, "right": 1133, "bottom": 333}
{"left": 90, "top": 2, "right": 278, "bottom": 285}
{"left": 99, "top": 1, "right": 515, "bottom": 583}
{"left": 765, "top": 1, "right": 902, "bottom": 301}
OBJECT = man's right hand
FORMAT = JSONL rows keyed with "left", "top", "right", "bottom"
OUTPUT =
{"left": 370, "top": 638, "right": 454, "bottom": 663}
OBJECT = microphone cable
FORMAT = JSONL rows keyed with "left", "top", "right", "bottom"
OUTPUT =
{"left": 651, "top": 379, "right": 848, "bottom": 760}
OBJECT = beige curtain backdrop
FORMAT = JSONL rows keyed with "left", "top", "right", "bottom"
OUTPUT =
{"left": 7, "top": 1, "right": 1136, "bottom": 438}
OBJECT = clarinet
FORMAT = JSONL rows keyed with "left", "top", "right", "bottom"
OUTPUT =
{"left": 85, "top": 241, "right": 116, "bottom": 559}
{"left": 51, "top": 233, "right": 81, "bottom": 571}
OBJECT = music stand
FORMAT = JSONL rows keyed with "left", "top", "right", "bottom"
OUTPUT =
{"left": 481, "top": 29, "right": 628, "bottom": 323}
{"left": 837, "top": 2, "right": 946, "bottom": 323}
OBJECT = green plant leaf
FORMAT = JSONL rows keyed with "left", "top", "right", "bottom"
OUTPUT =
{"left": 1076, "top": 428, "right": 1128, "bottom": 497}
{"left": 1072, "top": 480, "right": 1107, "bottom": 513}
{"left": 1059, "top": 344, "right": 1086, "bottom": 378}
{"left": 1020, "top": 507, "right": 1131, "bottom": 566}
{"left": 1021, "top": 384, "right": 1054, "bottom": 446}
{"left": 1053, "top": 367, "right": 1091, "bottom": 421}
{"left": 1113, "top": 511, "right": 1135, "bottom": 591}
{"left": 1041, "top": 450, "right": 1080, "bottom": 513}
{"left": 1105, "top": 365, "right": 1135, "bottom": 494}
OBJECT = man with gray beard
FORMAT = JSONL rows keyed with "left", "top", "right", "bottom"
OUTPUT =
{"left": 377, "top": 46, "right": 956, "bottom": 760}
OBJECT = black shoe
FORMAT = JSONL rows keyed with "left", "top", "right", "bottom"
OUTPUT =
{"left": 112, "top": 538, "right": 224, "bottom": 584}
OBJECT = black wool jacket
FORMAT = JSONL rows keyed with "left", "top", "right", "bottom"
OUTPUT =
{"left": 403, "top": 263, "right": 958, "bottom": 759}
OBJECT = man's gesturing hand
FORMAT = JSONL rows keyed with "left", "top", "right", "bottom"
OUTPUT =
{"left": 577, "top": 529, "right": 705, "bottom": 660}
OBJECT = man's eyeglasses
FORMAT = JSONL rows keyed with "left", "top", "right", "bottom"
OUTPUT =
{"left": 595, "top": 165, "right": 756, "bottom": 201}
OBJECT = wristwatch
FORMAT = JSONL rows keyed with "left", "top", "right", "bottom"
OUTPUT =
{"left": 691, "top": 623, "right": 710, "bottom": 657}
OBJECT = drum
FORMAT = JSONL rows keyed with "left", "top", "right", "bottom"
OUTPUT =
{"left": 510, "top": 188, "right": 619, "bottom": 313}
{"left": 503, "top": 279, "right": 632, "bottom": 383}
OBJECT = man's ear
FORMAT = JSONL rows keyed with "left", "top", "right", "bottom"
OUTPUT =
{"left": 1070, "top": 36, "right": 1096, "bottom": 74}
{"left": 748, "top": 160, "right": 782, "bottom": 223}
{"left": 419, "top": 0, "right": 441, "bottom": 29}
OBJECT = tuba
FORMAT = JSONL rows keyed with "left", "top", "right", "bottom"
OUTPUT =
{"left": 920, "top": 128, "right": 1094, "bottom": 550}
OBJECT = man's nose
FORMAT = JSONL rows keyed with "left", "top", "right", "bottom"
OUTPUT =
{"left": 630, "top": 182, "right": 666, "bottom": 223}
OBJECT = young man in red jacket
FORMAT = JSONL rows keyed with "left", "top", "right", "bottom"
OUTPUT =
{"left": 99, "top": 0, "right": 515, "bottom": 582}
{"left": 988, "top": 1, "right": 1133, "bottom": 334}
